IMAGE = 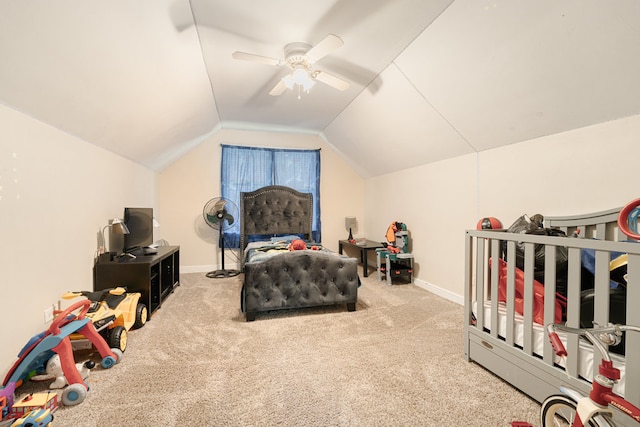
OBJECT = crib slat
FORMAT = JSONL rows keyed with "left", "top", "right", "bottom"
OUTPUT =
{"left": 523, "top": 242, "right": 535, "bottom": 355}
{"left": 490, "top": 238, "right": 500, "bottom": 339}
{"left": 543, "top": 244, "right": 557, "bottom": 364}
{"left": 592, "top": 250, "right": 610, "bottom": 380}
{"left": 625, "top": 253, "right": 640, "bottom": 407}
{"left": 593, "top": 250, "right": 611, "bottom": 326}
{"left": 565, "top": 247, "right": 581, "bottom": 378}
{"left": 464, "top": 232, "right": 473, "bottom": 362}
{"left": 475, "top": 237, "right": 486, "bottom": 332}
{"left": 505, "top": 241, "right": 516, "bottom": 346}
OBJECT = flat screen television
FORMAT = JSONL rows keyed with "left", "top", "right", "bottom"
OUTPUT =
{"left": 123, "top": 207, "right": 153, "bottom": 253}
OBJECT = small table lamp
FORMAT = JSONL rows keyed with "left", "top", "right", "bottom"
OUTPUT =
{"left": 100, "top": 218, "right": 130, "bottom": 254}
{"left": 345, "top": 216, "right": 357, "bottom": 242}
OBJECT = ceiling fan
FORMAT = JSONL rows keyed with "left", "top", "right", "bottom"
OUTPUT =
{"left": 232, "top": 34, "right": 350, "bottom": 97}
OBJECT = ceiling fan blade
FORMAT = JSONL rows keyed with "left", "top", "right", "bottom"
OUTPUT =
{"left": 306, "top": 34, "right": 344, "bottom": 64}
{"left": 314, "top": 70, "right": 350, "bottom": 91}
{"left": 232, "top": 51, "right": 281, "bottom": 66}
{"left": 269, "top": 78, "right": 288, "bottom": 96}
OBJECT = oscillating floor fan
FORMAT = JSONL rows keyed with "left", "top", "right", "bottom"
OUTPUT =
{"left": 203, "top": 197, "right": 240, "bottom": 278}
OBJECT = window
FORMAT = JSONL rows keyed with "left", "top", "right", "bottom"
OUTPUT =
{"left": 221, "top": 144, "right": 321, "bottom": 248}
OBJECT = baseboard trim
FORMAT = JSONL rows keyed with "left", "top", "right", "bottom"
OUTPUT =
{"left": 413, "top": 278, "right": 463, "bottom": 306}
{"left": 180, "top": 266, "right": 462, "bottom": 306}
{"left": 181, "top": 264, "right": 240, "bottom": 274}
{"left": 181, "top": 265, "right": 212, "bottom": 274}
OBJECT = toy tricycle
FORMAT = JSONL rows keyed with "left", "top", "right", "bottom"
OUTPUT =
{"left": 1, "top": 300, "right": 122, "bottom": 406}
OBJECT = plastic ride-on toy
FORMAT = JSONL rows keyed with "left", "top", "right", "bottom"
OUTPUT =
{"left": 61, "top": 287, "right": 147, "bottom": 353}
{"left": 2, "top": 300, "right": 122, "bottom": 406}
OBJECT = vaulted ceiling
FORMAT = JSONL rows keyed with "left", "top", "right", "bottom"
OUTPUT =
{"left": 1, "top": 1, "right": 639, "bottom": 177}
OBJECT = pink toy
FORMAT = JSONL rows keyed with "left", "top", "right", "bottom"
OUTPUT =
{"left": 2, "top": 300, "right": 122, "bottom": 406}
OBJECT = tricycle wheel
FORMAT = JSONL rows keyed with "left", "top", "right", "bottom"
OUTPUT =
{"left": 101, "top": 348, "right": 122, "bottom": 369}
{"left": 133, "top": 303, "right": 148, "bottom": 329}
{"left": 62, "top": 383, "right": 87, "bottom": 406}
{"left": 111, "top": 348, "right": 123, "bottom": 363}
{"left": 108, "top": 326, "right": 127, "bottom": 353}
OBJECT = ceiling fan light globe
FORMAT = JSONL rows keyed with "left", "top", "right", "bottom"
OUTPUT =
{"left": 292, "top": 67, "right": 309, "bottom": 85}
{"left": 282, "top": 75, "right": 295, "bottom": 90}
{"left": 303, "top": 79, "right": 315, "bottom": 92}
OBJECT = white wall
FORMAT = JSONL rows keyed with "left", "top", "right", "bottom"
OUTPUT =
{"left": 157, "top": 128, "right": 365, "bottom": 272}
{"left": 365, "top": 114, "right": 640, "bottom": 303}
{"left": 478, "top": 114, "right": 640, "bottom": 219}
{"left": 365, "top": 154, "right": 477, "bottom": 302}
{"left": 0, "top": 104, "right": 156, "bottom": 377}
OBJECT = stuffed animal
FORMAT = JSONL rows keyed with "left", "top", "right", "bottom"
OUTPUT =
{"left": 288, "top": 239, "right": 306, "bottom": 251}
{"left": 45, "top": 354, "right": 94, "bottom": 389}
{"left": 288, "top": 239, "right": 319, "bottom": 251}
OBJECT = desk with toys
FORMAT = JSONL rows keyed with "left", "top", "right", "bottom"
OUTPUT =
{"left": 376, "top": 221, "right": 413, "bottom": 285}
{"left": 338, "top": 239, "right": 383, "bottom": 277}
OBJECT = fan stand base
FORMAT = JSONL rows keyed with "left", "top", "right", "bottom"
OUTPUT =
{"left": 206, "top": 269, "right": 241, "bottom": 279}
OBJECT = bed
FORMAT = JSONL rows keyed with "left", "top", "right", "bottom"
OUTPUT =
{"left": 239, "top": 185, "right": 359, "bottom": 321}
{"left": 464, "top": 207, "right": 640, "bottom": 421}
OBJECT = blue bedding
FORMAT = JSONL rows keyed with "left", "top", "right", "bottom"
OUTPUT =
{"left": 244, "top": 240, "right": 331, "bottom": 264}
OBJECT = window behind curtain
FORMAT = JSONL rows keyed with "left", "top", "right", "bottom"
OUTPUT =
{"left": 221, "top": 144, "right": 321, "bottom": 248}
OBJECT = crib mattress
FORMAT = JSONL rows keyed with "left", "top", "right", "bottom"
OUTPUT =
{"left": 473, "top": 300, "right": 626, "bottom": 396}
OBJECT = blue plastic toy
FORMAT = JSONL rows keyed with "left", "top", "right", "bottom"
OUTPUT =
{"left": 10, "top": 407, "right": 54, "bottom": 426}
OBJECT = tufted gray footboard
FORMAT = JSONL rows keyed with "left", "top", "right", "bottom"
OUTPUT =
{"left": 242, "top": 250, "right": 359, "bottom": 321}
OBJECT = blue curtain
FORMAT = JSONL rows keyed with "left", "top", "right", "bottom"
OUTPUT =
{"left": 221, "top": 145, "right": 321, "bottom": 248}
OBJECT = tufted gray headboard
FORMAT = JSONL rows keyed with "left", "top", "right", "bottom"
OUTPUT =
{"left": 239, "top": 185, "right": 313, "bottom": 260}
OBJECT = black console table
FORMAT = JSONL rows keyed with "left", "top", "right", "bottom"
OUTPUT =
{"left": 338, "top": 239, "right": 383, "bottom": 277}
{"left": 94, "top": 246, "right": 180, "bottom": 319}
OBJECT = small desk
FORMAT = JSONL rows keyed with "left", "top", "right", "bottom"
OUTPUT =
{"left": 338, "top": 239, "right": 383, "bottom": 277}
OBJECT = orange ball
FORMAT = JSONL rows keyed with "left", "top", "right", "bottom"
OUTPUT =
{"left": 477, "top": 217, "right": 502, "bottom": 230}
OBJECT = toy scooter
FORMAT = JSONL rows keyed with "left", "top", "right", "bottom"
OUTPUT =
{"left": 1, "top": 300, "right": 123, "bottom": 406}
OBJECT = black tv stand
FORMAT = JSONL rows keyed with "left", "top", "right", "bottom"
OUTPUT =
{"left": 122, "top": 246, "right": 158, "bottom": 258}
{"left": 94, "top": 246, "right": 180, "bottom": 318}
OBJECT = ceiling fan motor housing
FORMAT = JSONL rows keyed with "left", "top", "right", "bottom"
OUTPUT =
{"left": 284, "top": 42, "right": 312, "bottom": 68}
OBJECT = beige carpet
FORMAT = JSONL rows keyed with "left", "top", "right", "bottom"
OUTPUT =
{"left": 32, "top": 272, "right": 540, "bottom": 426}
